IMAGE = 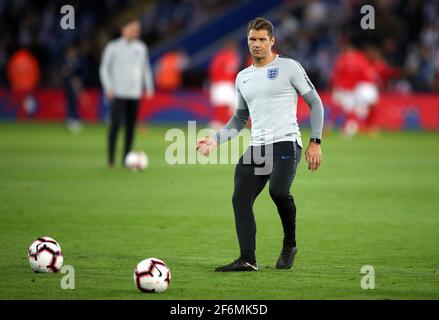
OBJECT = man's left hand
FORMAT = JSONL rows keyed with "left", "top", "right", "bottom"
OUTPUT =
{"left": 144, "top": 91, "right": 154, "bottom": 100}
{"left": 305, "top": 142, "right": 322, "bottom": 172}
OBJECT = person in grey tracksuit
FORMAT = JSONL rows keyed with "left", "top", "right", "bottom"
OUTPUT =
{"left": 99, "top": 19, "right": 154, "bottom": 167}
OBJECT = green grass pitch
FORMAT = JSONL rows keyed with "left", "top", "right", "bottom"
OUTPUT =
{"left": 0, "top": 122, "right": 438, "bottom": 299}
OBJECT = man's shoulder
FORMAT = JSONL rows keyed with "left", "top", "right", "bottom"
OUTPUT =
{"left": 109, "top": 38, "right": 146, "bottom": 48}
{"left": 237, "top": 65, "right": 255, "bottom": 78}
{"left": 277, "top": 55, "right": 308, "bottom": 76}
{"left": 105, "top": 37, "right": 123, "bottom": 50}
{"left": 235, "top": 66, "right": 254, "bottom": 87}
{"left": 109, "top": 37, "right": 123, "bottom": 45}
{"left": 133, "top": 39, "right": 147, "bottom": 48}
{"left": 278, "top": 55, "right": 301, "bottom": 66}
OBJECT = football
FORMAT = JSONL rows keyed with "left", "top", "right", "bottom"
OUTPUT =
{"left": 125, "top": 151, "right": 149, "bottom": 171}
{"left": 28, "top": 236, "right": 63, "bottom": 273}
{"left": 133, "top": 258, "right": 171, "bottom": 293}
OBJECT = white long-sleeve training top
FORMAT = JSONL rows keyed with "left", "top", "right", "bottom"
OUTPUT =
{"left": 99, "top": 37, "right": 154, "bottom": 99}
{"left": 215, "top": 54, "right": 324, "bottom": 147}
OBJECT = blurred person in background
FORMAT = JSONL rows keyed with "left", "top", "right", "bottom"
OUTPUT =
{"left": 406, "top": 46, "right": 437, "bottom": 92}
{"left": 330, "top": 41, "right": 379, "bottom": 136}
{"left": 364, "top": 44, "right": 401, "bottom": 133}
{"left": 208, "top": 41, "right": 241, "bottom": 129}
{"left": 99, "top": 18, "right": 154, "bottom": 168}
{"left": 365, "top": 45, "right": 401, "bottom": 91}
{"left": 155, "top": 50, "right": 189, "bottom": 91}
{"left": 7, "top": 48, "right": 40, "bottom": 93}
{"left": 7, "top": 48, "right": 40, "bottom": 117}
{"left": 62, "top": 45, "right": 85, "bottom": 134}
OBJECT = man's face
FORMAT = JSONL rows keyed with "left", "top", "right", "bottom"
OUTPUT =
{"left": 247, "top": 29, "right": 274, "bottom": 60}
{"left": 122, "top": 21, "right": 141, "bottom": 40}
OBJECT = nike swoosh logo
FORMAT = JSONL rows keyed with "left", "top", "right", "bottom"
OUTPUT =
{"left": 244, "top": 262, "right": 259, "bottom": 271}
{"left": 281, "top": 155, "right": 291, "bottom": 160}
{"left": 152, "top": 262, "right": 163, "bottom": 277}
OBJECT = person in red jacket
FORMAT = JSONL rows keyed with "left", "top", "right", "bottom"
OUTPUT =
{"left": 7, "top": 49, "right": 40, "bottom": 93}
{"left": 155, "top": 50, "right": 188, "bottom": 91}
{"left": 364, "top": 45, "right": 401, "bottom": 133}
{"left": 7, "top": 49, "right": 40, "bottom": 118}
{"left": 330, "top": 43, "right": 379, "bottom": 136}
{"left": 209, "top": 41, "right": 241, "bottom": 129}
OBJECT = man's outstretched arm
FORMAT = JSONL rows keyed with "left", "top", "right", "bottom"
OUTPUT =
{"left": 197, "top": 84, "right": 249, "bottom": 156}
{"left": 213, "top": 107, "right": 249, "bottom": 144}
{"left": 196, "top": 107, "right": 249, "bottom": 156}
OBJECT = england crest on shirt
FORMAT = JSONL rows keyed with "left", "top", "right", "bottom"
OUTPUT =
{"left": 267, "top": 67, "right": 279, "bottom": 80}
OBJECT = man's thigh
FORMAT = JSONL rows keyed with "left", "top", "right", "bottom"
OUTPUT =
{"left": 110, "top": 99, "right": 125, "bottom": 122}
{"left": 269, "top": 141, "right": 302, "bottom": 193}
{"left": 234, "top": 147, "right": 269, "bottom": 196}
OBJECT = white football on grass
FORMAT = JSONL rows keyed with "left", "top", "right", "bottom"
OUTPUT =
{"left": 28, "top": 236, "right": 63, "bottom": 273}
{"left": 133, "top": 258, "right": 171, "bottom": 293}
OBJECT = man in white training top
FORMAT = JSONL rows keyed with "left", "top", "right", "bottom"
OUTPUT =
{"left": 197, "top": 17, "right": 324, "bottom": 272}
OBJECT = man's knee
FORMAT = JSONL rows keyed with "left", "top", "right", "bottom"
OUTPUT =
{"left": 269, "top": 186, "right": 291, "bottom": 201}
{"left": 232, "top": 188, "right": 245, "bottom": 208}
{"left": 232, "top": 184, "right": 254, "bottom": 210}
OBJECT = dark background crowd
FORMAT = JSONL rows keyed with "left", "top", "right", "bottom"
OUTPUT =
{"left": 0, "top": 0, "right": 438, "bottom": 92}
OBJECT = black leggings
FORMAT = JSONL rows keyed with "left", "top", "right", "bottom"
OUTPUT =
{"left": 232, "top": 141, "right": 302, "bottom": 261}
{"left": 108, "top": 98, "right": 139, "bottom": 165}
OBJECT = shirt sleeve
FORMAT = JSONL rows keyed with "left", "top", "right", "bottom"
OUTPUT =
{"left": 214, "top": 76, "right": 250, "bottom": 144}
{"left": 144, "top": 45, "right": 155, "bottom": 95}
{"left": 236, "top": 82, "right": 248, "bottom": 111}
{"left": 289, "top": 60, "right": 324, "bottom": 139}
{"left": 303, "top": 89, "right": 324, "bottom": 139}
{"left": 99, "top": 43, "right": 114, "bottom": 94}
{"left": 289, "top": 60, "right": 315, "bottom": 96}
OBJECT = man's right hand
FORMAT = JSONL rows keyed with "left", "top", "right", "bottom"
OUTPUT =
{"left": 196, "top": 136, "right": 217, "bottom": 156}
{"left": 106, "top": 90, "right": 115, "bottom": 100}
